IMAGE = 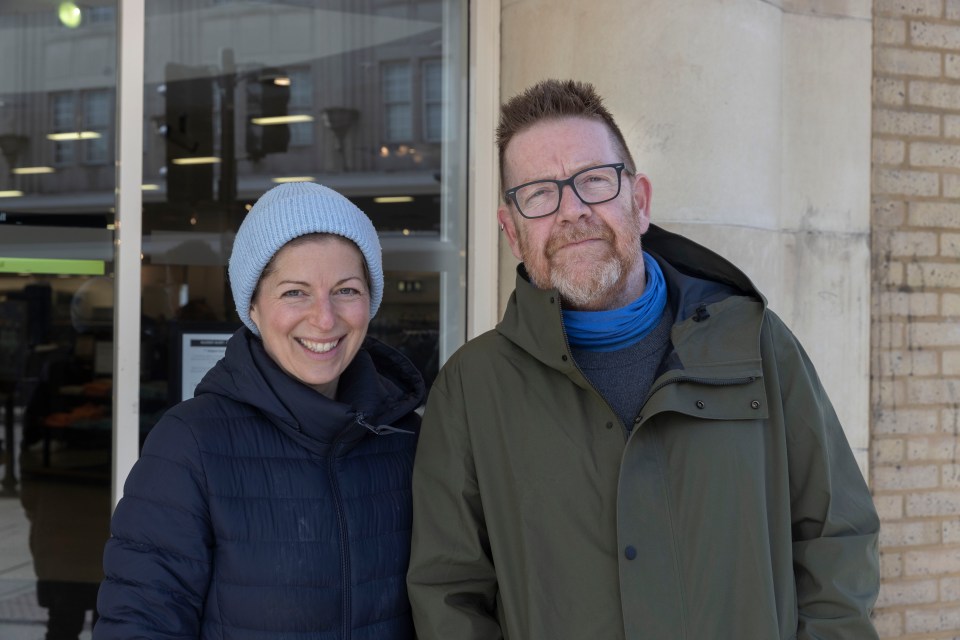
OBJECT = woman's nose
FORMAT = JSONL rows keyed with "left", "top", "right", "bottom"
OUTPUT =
{"left": 308, "top": 297, "right": 336, "bottom": 330}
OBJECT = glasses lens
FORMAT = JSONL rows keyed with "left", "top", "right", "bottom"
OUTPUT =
{"left": 574, "top": 165, "right": 621, "bottom": 203}
{"left": 514, "top": 181, "right": 560, "bottom": 218}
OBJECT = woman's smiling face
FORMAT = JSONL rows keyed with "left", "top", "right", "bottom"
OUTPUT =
{"left": 249, "top": 234, "right": 370, "bottom": 399}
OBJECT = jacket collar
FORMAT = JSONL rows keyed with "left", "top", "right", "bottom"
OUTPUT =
{"left": 496, "top": 223, "right": 767, "bottom": 382}
{"left": 196, "top": 328, "right": 425, "bottom": 455}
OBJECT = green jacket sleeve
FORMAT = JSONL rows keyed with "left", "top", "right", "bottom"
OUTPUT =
{"left": 766, "top": 313, "right": 880, "bottom": 640}
{"left": 407, "top": 366, "right": 503, "bottom": 640}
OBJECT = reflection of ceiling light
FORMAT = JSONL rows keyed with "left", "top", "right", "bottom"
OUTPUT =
{"left": 58, "top": 2, "right": 82, "bottom": 28}
{"left": 379, "top": 146, "right": 389, "bottom": 158}
{"left": 141, "top": 184, "right": 159, "bottom": 191}
{"left": 251, "top": 115, "right": 314, "bottom": 126}
{"left": 171, "top": 156, "right": 221, "bottom": 165}
{"left": 47, "top": 131, "right": 101, "bottom": 141}
{"left": 374, "top": 196, "right": 413, "bottom": 204}
{"left": 12, "top": 166, "right": 54, "bottom": 175}
{"left": 0, "top": 190, "right": 23, "bottom": 197}
{"left": 273, "top": 77, "right": 291, "bottom": 87}
{"left": 272, "top": 176, "right": 316, "bottom": 183}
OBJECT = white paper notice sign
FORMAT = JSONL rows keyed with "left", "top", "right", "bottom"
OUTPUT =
{"left": 180, "top": 333, "right": 232, "bottom": 401}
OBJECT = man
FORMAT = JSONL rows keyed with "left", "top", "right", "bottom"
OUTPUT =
{"left": 407, "top": 79, "right": 880, "bottom": 639}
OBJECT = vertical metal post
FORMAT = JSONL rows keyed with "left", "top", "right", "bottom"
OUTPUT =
{"left": 112, "top": 0, "right": 146, "bottom": 509}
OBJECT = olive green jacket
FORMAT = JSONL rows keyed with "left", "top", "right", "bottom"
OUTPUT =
{"left": 408, "top": 224, "right": 880, "bottom": 640}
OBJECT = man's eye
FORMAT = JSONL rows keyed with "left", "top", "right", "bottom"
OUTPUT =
{"left": 521, "top": 186, "right": 552, "bottom": 205}
{"left": 581, "top": 174, "right": 611, "bottom": 185}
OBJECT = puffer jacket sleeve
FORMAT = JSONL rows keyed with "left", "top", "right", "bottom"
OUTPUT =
{"left": 94, "top": 412, "right": 213, "bottom": 639}
{"left": 407, "top": 363, "right": 503, "bottom": 640}
{"left": 765, "top": 312, "right": 880, "bottom": 640}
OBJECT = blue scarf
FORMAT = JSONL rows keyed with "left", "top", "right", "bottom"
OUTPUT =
{"left": 562, "top": 252, "right": 667, "bottom": 352}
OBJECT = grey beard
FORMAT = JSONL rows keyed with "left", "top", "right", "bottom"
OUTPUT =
{"left": 550, "top": 254, "right": 625, "bottom": 310}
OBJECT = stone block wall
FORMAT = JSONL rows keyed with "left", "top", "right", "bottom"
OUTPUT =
{"left": 872, "top": 0, "right": 960, "bottom": 636}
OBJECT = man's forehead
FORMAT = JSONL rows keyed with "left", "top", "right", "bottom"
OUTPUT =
{"left": 504, "top": 118, "right": 620, "bottom": 182}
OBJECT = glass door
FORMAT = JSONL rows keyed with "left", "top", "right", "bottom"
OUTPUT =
{"left": 0, "top": 2, "right": 118, "bottom": 637}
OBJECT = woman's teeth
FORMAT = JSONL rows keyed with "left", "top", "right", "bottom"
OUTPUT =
{"left": 298, "top": 338, "right": 339, "bottom": 353}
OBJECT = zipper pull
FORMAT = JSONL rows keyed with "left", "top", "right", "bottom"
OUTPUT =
{"left": 355, "top": 412, "right": 414, "bottom": 436}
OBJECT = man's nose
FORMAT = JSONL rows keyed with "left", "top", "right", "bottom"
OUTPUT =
{"left": 555, "top": 182, "right": 591, "bottom": 223}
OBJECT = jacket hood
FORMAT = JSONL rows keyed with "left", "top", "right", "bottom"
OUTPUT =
{"left": 642, "top": 224, "right": 763, "bottom": 303}
{"left": 195, "top": 327, "right": 425, "bottom": 453}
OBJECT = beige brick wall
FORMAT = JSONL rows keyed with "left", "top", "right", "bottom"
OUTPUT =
{"left": 873, "top": 1, "right": 960, "bottom": 636}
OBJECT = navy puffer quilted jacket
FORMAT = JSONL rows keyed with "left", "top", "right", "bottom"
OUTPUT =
{"left": 95, "top": 327, "right": 425, "bottom": 639}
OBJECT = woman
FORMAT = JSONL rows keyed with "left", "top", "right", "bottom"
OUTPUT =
{"left": 95, "top": 182, "right": 425, "bottom": 639}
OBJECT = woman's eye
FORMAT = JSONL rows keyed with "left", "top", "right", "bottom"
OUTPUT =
{"left": 280, "top": 289, "right": 304, "bottom": 298}
{"left": 337, "top": 287, "right": 361, "bottom": 296}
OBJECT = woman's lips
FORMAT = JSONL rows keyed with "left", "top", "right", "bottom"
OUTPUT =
{"left": 297, "top": 337, "right": 340, "bottom": 354}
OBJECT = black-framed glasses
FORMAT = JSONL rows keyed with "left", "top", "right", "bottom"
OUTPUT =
{"left": 504, "top": 162, "right": 627, "bottom": 219}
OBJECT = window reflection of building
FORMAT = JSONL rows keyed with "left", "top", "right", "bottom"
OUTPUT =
{"left": 81, "top": 90, "right": 111, "bottom": 165}
{"left": 422, "top": 58, "right": 442, "bottom": 142}
{"left": 383, "top": 61, "right": 413, "bottom": 143}
{"left": 47, "top": 87, "right": 114, "bottom": 185}
{"left": 287, "top": 66, "right": 313, "bottom": 147}
{"left": 50, "top": 93, "right": 76, "bottom": 166}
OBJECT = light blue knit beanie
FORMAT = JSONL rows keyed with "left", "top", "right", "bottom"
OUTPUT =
{"left": 229, "top": 182, "right": 384, "bottom": 336}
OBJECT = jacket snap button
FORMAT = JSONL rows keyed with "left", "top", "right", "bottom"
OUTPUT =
{"left": 606, "top": 422, "right": 613, "bottom": 430}
{"left": 624, "top": 545, "right": 637, "bottom": 560}
{"left": 751, "top": 400, "right": 760, "bottom": 409}
{"left": 561, "top": 354, "right": 568, "bottom": 362}
{"left": 550, "top": 296, "right": 555, "bottom": 304}
{"left": 696, "top": 400, "right": 705, "bottom": 409}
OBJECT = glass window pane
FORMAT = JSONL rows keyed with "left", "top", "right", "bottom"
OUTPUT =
{"left": 83, "top": 90, "right": 111, "bottom": 165}
{"left": 52, "top": 93, "right": 75, "bottom": 130}
{"left": 83, "top": 90, "right": 110, "bottom": 128}
{"left": 84, "top": 135, "right": 109, "bottom": 165}
{"left": 423, "top": 59, "right": 443, "bottom": 143}
{"left": 423, "top": 59, "right": 442, "bottom": 102}
{"left": 382, "top": 61, "right": 412, "bottom": 102}
{"left": 288, "top": 67, "right": 311, "bottom": 109}
{"left": 141, "top": 0, "right": 467, "bottom": 422}
{"left": 0, "top": 2, "right": 118, "bottom": 637}
{"left": 386, "top": 104, "right": 413, "bottom": 142}
{"left": 53, "top": 141, "right": 75, "bottom": 166}
{"left": 289, "top": 120, "right": 313, "bottom": 146}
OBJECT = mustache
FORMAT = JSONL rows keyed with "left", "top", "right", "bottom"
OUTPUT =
{"left": 545, "top": 221, "right": 615, "bottom": 258}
